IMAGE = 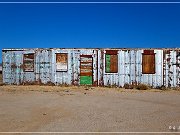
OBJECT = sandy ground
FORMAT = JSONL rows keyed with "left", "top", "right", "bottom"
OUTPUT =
{"left": 0, "top": 86, "right": 180, "bottom": 135}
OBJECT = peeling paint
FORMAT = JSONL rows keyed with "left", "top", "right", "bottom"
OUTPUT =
{"left": 2, "top": 48, "right": 180, "bottom": 88}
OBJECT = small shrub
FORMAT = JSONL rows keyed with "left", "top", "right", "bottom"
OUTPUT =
{"left": 172, "top": 87, "right": 180, "bottom": 91}
{"left": 129, "top": 84, "right": 134, "bottom": 89}
{"left": 124, "top": 83, "right": 134, "bottom": 89}
{"left": 124, "top": 83, "right": 129, "bottom": 89}
{"left": 136, "top": 83, "right": 149, "bottom": 90}
{"left": 158, "top": 85, "right": 168, "bottom": 90}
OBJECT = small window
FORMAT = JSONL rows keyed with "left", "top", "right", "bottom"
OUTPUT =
{"left": 105, "top": 50, "right": 118, "bottom": 73}
{"left": 142, "top": 50, "right": 155, "bottom": 74}
{"left": 23, "top": 53, "right": 34, "bottom": 72}
{"left": 56, "top": 53, "right": 68, "bottom": 72}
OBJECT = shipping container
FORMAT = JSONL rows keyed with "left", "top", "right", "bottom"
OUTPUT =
{"left": 2, "top": 48, "right": 180, "bottom": 88}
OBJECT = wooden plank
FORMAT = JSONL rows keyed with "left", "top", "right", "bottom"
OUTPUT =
{"left": 80, "top": 76, "right": 92, "bottom": 85}
{"left": 80, "top": 55, "right": 92, "bottom": 58}
{"left": 56, "top": 53, "right": 68, "bottom": 71}
{"left": 23, "top": 54, "right": 34, "bottom": 72}
{"left": 106, "top": 50, "right": 118, "bottom": 55}
{"left": 80, "top": 66, "right": 92, "bottom": 70}
{"left": 142, "top": 54, "right": 155, "bottom": 74}
{"left": 24, "top": 53, "right": 34, "bottom": 60}
{"left": 144, "top": 50, "right": 154, "bottom": 55}
{"left": 80, "top": 61, "right": 93, "bottom": 64}
{"left": 56, "top": 53, "right": 67, "bottom": 63}
{"left": 80, "top": 72, "right": 92, "bottom": 76}
{"left": 80, "top": 56, "right": 93, "bottom": 85}
{"left": 105, "top": 54, "right": 118, "bottom": 73}
{"left": 110, "top": 55, "right": 118, "bottom": 73}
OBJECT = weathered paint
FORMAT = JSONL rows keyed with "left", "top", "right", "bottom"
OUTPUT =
{"left": 80, "top": 56, "right": 93, "bottom": 85}
{"left": 105, "top": 54, "right": 111, "bottom": 73}
{"left": 2, "top": 48, "right": 180, "bottom": 88}
{"left": 80, "top": 76, "right": 92, "bottom": 85}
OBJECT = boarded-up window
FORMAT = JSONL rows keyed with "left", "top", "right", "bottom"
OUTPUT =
{"left": 56, "top": 53, "right": 68, "bottom": 71}
{"left": 142, "top": 50, "right": 155, "bottom": 74}
{"left": 24, "top": 53, "right": 34, "bottom": 72}
{"left": 105, "top": 50, "right": 118, "bottom": 73}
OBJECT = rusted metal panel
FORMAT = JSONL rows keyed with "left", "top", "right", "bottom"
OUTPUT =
{"left": 36, "top": 49, "right": 52, "bottom": 84}
{"left": 102, "top": 49, "right": 164, "bottom": 87}
{"left": 164, "top": 49, "right": 180, "bottom": 87}
{"left": 2, "top": 48, "right": 180, "bottom": 88}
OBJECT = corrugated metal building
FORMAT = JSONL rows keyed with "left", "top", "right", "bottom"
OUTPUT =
{"left": 2, "top": 48, "right": 180, "bottom": 88}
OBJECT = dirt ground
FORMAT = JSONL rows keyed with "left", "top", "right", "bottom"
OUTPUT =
{"left": 0, "top": 86, "right": 180, "bottom": 134}
{"left": 0, "top": 73, "right": 2, "bottom": 84}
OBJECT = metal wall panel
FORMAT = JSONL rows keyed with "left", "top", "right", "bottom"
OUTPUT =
{"left": 2, "top": 48, "right": 180, "bottom": 88}
{"left": 164, "top": 49, "right": 180, "bottom": 87}
{"left": 52, "top": 49, "right": 73, "bottom": 85}
{"left": 102, "top": 49, "right": 164, "bottom": 87}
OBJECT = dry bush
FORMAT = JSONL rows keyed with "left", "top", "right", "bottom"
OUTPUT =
{"left": 136, "top": 83, "right": 149, "bottom": 90}
{"left": 158, "top": 85, "right": 168, "bottom": 91}
{"left": 124, "top": 83, "right": 134, "bottom": 89}
{"left": 172, "top": 87, "right": 180, "bottom": 91}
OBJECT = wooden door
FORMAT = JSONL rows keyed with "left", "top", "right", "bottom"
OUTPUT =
{"left": 80, "top": 55, "right": 93, "bottom": 85}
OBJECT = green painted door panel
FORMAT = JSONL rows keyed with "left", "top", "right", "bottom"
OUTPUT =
{"left": 80, "top": 76, "right": 92, "bottom": 85}
{"left": 106, "top": 54, "right": 111, "bottom": 72}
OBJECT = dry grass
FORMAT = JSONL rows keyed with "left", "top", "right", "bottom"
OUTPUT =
{"left": 136, "top": 83, "right": 150, "bottom": 90}
{"left": 124, "top": 83, "right": 134, "bottom": 89}
{"left": 0, "top": 85, "right": 177, "bottom": 94}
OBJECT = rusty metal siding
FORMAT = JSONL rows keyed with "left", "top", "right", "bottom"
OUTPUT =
{"left": 2, "top": 48, "right": 180, "bottom": 88}
{"left": 2, "top": 49, "right": 36, "bottom": 85}
{"left": 102, "top": 49, "right": 164, "bottom": 87}
{"left": 37, "top": 49, "right": 52, "bottom": 84}
{"left": 164, "top": 49, "right": 180, "bottom": 87}
{"left": 23, "top": 50, "right": 36, "bottom": 84}
{"left": 52, "top": 49, "right": 73, "bottom": 85}
{"left": 79, "top": 49, "right": 98, "bottom": 85}
{"left": 141, "top": 50, "right": 163, "bottom": 87}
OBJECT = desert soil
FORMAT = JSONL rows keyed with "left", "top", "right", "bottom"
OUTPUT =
{"left": 0, "top": 86, "right": 180, "bottom": 134}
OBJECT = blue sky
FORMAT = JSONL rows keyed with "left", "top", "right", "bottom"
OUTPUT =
{"left": 0, "top": 1, "right": 180, "bottom": 62}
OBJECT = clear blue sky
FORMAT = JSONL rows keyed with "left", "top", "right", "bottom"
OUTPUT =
{"left": 0, "top": 1, "right": 180, "bottom": 62}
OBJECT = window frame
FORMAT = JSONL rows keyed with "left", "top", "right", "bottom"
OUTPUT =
{"left": 142, "top": 50, "right": 156, "bottom": 74}
{"left": 105, "top": 50, "right": 118, "bottom": 73}
{"left": 23, "top": 53, "right": 35, "bottom": 72}
{"left": 56, "top": 53, "right": 68, "bottom": 72}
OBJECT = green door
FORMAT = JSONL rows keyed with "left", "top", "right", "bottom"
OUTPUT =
{"left": 80, "top": 56, "right": 93, "bottom": 85}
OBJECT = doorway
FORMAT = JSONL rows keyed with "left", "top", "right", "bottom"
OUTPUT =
{"left": 80, "top": 55, "right": 93, "bottom": 85}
